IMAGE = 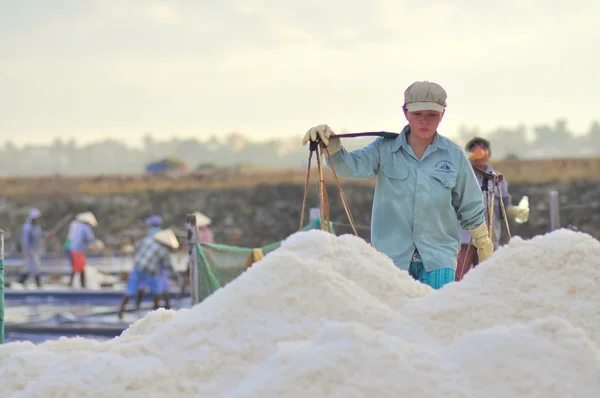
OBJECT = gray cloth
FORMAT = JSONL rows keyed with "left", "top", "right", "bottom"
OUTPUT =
{"left": 25, "top": 253, "right": 41, "bottom": 276}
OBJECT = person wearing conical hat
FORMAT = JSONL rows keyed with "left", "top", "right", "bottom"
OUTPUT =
{"left": 63, "top": 217, "right": 80, "bottom": 270}
{"left": 68, "top": 211, "right": 102, "bottom": 288}
{"left": 118, "top": 228, "right": 180, "bottom": 319}
{"left": 193, "top": 212, "right": 214, "bottom": 244}
{"left": 123, "top": 215, "right": 165, "bottom": 311}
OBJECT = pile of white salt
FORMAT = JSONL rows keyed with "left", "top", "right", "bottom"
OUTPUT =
{"left": 1, "top": 229, "right": 598, "bottom": 397}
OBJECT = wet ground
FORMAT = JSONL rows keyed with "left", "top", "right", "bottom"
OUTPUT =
{"left": 3, "top": 287, "right": 191, "bottom": 344}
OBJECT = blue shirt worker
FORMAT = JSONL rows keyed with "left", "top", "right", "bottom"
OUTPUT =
{"left": 118, "top": 227, "right": 179, "bottom": 319}
{"left": 302, "top": 81, "right": 493, "bottom": 289}
{"left": 119, "top": 215, "right": 164, "bottom": 317}
{"left": 68, "top": 211, "right": 101, "bottom": 288}
{"left": 18, "top": 208, "right": 48, "bottom": 288}
{"left": 145, "top": 216, "right": 166, "bottom": 296}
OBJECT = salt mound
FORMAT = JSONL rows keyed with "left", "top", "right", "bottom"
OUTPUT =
{"left": 1, "top": 229, "right": 599, "bottom": 397}
{"left": 279, "top": 230, "right": 433, "bottom": 307}
{"left": 228, "top": 317, "right": 600, "bottom": 398}
{"left": 400, "top": 229, "right": 600, "bottom": 344}
{"left": 120, "top": 308, "right": 184, "bottom": 338}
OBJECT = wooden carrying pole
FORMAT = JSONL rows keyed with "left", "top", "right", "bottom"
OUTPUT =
{"left": 457, "top": 166, "right": 512, "bottom": 280}
{"left": 299, "top": 140, "right": 358, "bottom": 236}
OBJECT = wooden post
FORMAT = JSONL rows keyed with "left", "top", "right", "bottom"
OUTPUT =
{"left": 186, "top": 214, "right": 199, "bottom": 305}
{"left": 549, "top": 190, "right": 561, "bottom": 231}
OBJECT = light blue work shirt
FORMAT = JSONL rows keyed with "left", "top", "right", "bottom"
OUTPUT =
{"left": 70, "top": 222, "right": 95, "bottom": 253}
{"left": 327, "top": 125, "right": 486, "bottom": 272}
{"left": 147, "top": 226, "right": 161, "bottom": 236}
{"left": 21, "top": 221, "right": 43, "bottom": 254}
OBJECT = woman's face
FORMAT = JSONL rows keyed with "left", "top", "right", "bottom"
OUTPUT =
{"left": 404, "top": 109, "right": 444, "bottom": 141}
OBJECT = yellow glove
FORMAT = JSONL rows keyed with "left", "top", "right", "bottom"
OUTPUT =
{"left": 506, "top": 206, "right": 529, "bottom": 223}
{"left": 302, "top": 124, "right": 342, "bottom": 154}
{"left": 468, "top": 223, "right": 494, "bottom": 262}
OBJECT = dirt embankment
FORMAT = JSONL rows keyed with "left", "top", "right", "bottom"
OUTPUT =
{"left": 1, "top": 177, "right": 598, "bottom": 257}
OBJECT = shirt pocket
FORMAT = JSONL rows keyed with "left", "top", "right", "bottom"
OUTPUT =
{"left": 382, "top": 164, "right": 409, "bottom": 180}
{"left": 427, "top": 171, "right": 457, "bottom": 208}
{"left": 381, "top": 157, "right": 411, "bottom": 198}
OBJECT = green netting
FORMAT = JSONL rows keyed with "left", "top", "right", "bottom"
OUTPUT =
{"left": 194, "top": 218, "right": 335, "bottom": 302}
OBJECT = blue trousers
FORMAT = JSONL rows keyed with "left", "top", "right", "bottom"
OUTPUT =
{"left": 408, "top": 250, "right": 455, "bottom": 289}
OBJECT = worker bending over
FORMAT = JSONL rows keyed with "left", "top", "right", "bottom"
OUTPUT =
{"left": 118, "top": 228, "right": 179, "bottom": 319}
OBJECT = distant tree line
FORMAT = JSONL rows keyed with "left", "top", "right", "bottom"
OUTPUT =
{"left": 455, "top": 119, "right": 600, "bottom": 160}
{"left": 0, "top": 119, "right": 598, "bottom": 176}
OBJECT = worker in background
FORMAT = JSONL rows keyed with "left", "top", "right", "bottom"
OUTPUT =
{"left": 147, "top": 215, "right": 176, "bottom": 309}
{"left": 68, "top": 211, "right": 102, "bottom": 288}
{"left": 63, "top": 217, "right": 80, "bottom": 271}
{"left": 302, "top": 81, "right": 493, "bottom": 289}
{"left": 18, "top": 208, "right": 51, "bottom": 288}
{"left": 195, "top": 212, "right": 214, "bottom": 243}
{"left": 456, "top": 137, "right": 530, "bottom": 281}
{"left": 120, "top": 215, "right": 164, "bottom": 315}
{"left": 118, "top": 228, "right": 179, "bottom": 319}
{"left": 145, "top": 216, "right": 167, "bottom": 306}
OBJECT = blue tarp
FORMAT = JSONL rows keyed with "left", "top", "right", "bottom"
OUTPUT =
{"left": 145, "top": 162, "right": 172, "bottom": 173}
{"left": 145, "top": 158, "right": 186, "bottom": 173}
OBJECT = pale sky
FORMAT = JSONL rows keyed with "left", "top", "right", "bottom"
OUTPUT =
{"left": 1, "top": 0, "right": 598, "bottom": 147}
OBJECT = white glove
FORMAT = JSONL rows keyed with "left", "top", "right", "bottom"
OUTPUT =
{"left": 467, "top": 223, "right": 494, "bottom": 262}
{"left": 302, "top": 124, "right": 342, "bottom": 154}
{"left": 506, "top": 206, "right": 529, "bottom": 223}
